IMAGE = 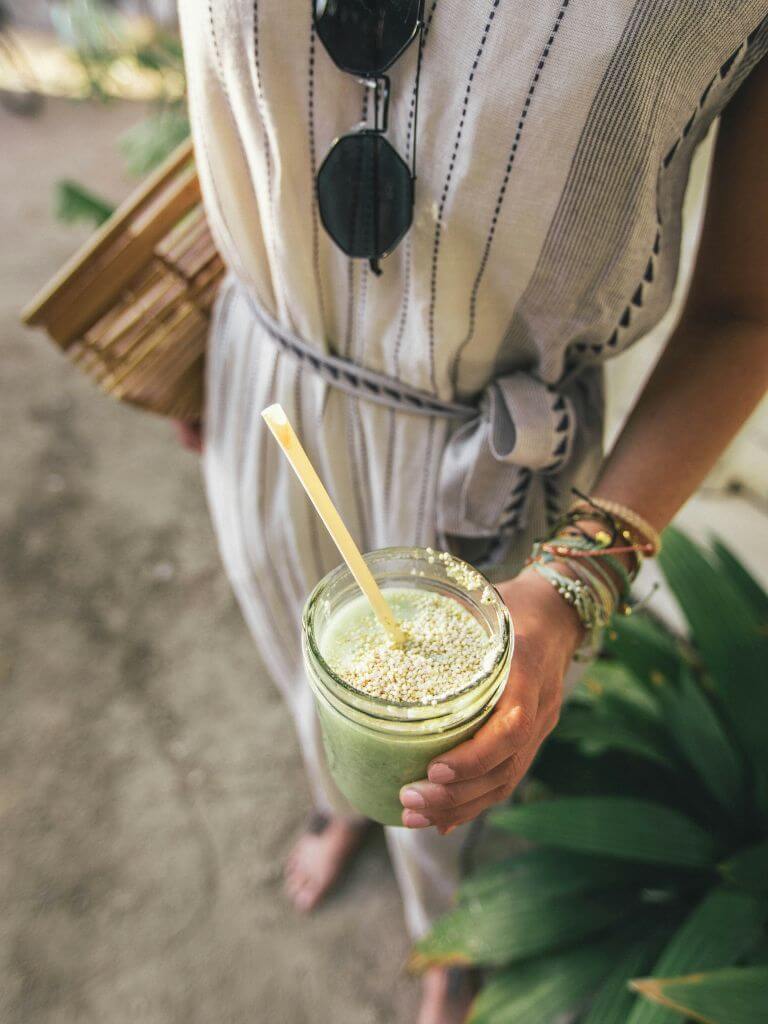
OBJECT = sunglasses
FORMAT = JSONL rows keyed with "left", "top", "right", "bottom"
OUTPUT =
{"left": 313, "top": 0, "right": 425, "bottom": 276}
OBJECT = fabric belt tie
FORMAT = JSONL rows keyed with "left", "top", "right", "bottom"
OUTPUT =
{"left": 239, "top": 279, "right": 577, "bottom": 539}
{"left": 437, "top": 375, "right": 575, "bottom": 538}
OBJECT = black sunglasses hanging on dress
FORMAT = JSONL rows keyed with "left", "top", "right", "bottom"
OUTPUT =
{"left": 313, "top": 0, "right": 425, "bottom": 276}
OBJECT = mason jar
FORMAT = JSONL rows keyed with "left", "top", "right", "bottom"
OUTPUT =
{"left": 301, "top": 547, "right": 513, "bottom": 826}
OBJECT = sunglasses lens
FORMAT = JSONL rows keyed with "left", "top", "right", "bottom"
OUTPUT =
{"left": 314, "top": 0, "right": 420, "bottom": 76}
{"left": 317, "top": 133, "right": 413, "bottom": 259}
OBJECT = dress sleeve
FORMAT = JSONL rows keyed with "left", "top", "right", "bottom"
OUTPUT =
{"left": 715, "top": 11, "right": 768, "bottom": 118}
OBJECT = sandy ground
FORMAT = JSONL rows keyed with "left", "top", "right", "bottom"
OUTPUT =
{"left": 1, "top": 98, "right": 418, "bottom": 1024}
{"left": 3, "top": 84, "right": 767, "bottom": 1024}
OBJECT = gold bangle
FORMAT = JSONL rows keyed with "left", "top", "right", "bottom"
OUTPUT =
{"left": 569, "top": 496, "right": 662, "bottom": 556}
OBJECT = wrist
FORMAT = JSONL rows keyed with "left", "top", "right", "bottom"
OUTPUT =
{"left": 502, "top": 568, "right": 586, "bottom": 654}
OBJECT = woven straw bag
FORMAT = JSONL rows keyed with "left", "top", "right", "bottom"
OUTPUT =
{"left": 22, "top": 138, "right": 225, "bottom": 421}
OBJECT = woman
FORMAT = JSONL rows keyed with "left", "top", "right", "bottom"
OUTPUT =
{"left": 175, "top": 3, "right": 768, "bottom": 1021}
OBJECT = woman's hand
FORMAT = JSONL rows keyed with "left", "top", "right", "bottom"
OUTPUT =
{"left": 399, "top": 568, "right": 583, "bottom": 832}
{"left": 172, "top": 418, "right": 204, "bottom": 454}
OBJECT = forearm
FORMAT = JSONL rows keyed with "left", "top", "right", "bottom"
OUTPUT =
{"left": 592, "top": 313, "right": 768, "bottom": 532}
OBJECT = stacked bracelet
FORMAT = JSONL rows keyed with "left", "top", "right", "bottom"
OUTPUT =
{"left": 526, "top": 491, "right": 659, "bottom": 658}
{"left": 533, "top": 561, "right": 607, "bottom": 653}
{"left": 568, "top": 496, "right": 662, "bottom": 557}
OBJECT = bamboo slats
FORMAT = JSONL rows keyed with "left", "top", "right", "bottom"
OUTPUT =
{"left": 21, "top": 138, "right": 224, "bottom": 420}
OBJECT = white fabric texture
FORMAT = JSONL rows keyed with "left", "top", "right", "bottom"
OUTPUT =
{"left": 179, "top": 0, "right": 768, "bottom": 938}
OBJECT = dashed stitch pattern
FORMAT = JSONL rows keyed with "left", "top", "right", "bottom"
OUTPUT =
{"left": 450, "top": 0, "right": 573, "bottom": 392}
{"left": 566, "top": 24, "right": 755, "bottom": 369}
{"left": 307, "top": 21, "right": 328, "bottom": 335}
{"left": 427, "top": 0, "right": 502, "bottom": 395}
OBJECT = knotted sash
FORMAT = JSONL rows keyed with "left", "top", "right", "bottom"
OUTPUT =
{"left": 239, "top": 281, "right": 579, "bottom": 539}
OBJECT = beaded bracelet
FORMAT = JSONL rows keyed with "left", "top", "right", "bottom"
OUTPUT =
{"left": 527, "top": 488, "right": 662, "bottom": 656}
{"left": 569, "top": 495, "right": 662, "bottom": 557}
{"left": 531, "top": 561, "right": 608, "bottom": 657}
{"left": 568, "top": 555, "right": 621, "bottom": 616}
{"left": 528, "top": 530, "right": 636, "bottom": 657}
{"left": 531, "top": 546, "right": 617, "bottom": 627}
{"left": 531, "top": 534, "right": 634, "bottom": 594}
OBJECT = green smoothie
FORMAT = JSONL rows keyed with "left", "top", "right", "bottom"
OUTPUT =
{"left": 320, "top": 588, "right": 494, "bottom": 704}
{"left": 303, "top": 550, "right": 512, "bottom": 826}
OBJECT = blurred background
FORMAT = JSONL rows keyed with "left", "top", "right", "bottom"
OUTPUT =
{"left": 1, "top": 3, "right": 766, "bottom": 1023}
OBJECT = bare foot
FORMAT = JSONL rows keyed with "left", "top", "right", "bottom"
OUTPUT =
{"left": 417, "top": 967, "right": 475, "bottom": 1024}
{"left": 283, "top": 815, "right": 368, "bottom": 913}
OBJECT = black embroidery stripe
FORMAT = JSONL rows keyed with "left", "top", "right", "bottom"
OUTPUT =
{"left": 427, "top": 0, "right": 502, "bottom": 395}
{"left": 352, "top": 399, "right": 374, "bottom": 551}
{"left": 415, "top": 418, "right": 437, "bottom": 545}
{"left": 352, "top": 87, "right": 372, "bottom": 363}
{"left": 256, "top": 349, "right": 301, "bottom": 630}
{"left": 340, "top": 85, "right": 369, "bottom": 369}
{"left": 391, "top": 0, "right": 438, "bottom": 379}
{"left": 541, "top": 2, "right": 734, "bottom": 291}
{"left": 344, "top": 259, "right": 355, "bottom": 357}
{"left": 581, "top": 14, "right": 768, "bottom": 362}
{"left": 347, "top": 398, "right": 370, "bottom": 550}
{"left": 343, "top": 87, "right": 370, "bottom": 542}
{"left": 384, "top": 233, "right": 413, "bottom": 515}
{"left": 356, "top": 261, "right": 369, "bottom": 360}
{"left": 392, "top": 233, "right": 412, "bottom": 379}
{"left": 383, "top": 409, "right": 397, "bottom": 517}
{"left": 354, "top": 261, "right": 374, "bottom": 543}
{"left": 343, "top": 257, "right": 368, "bottom": 550}
{"left": 247, "top": 343, "right": 297, "bottom": 664}
{"left": 526, "top": 1, "right": 651, "bottom": 273}
{"left": 307, "top": 21, "right": 328, "bottom": 335}
{"left": 207, "top": 0, "right": 224, "bottom": 78}
{"left": 449, "top": 0, "right": 572, "bottom": 391}
{"left": 243, "top": 287, "right": 474, "bottom": 418}
{"left": 250, "top": 2, "right": 288, "bottom": 317}
{"left": 205, "top": 1, "right": 283, "bottom": 309}
{"left": 210, "top": 282, "right": 237, "bottom": 446}
{"left": 404, "top": 0, "right": 440, "bottom": 160}
{"left": 293, "top": 365, "right": 325, "bottom": 583}
{"left": 500, "top": 0, "right": 766, "bottom": 376}
{"left": 542, "top": 477, "right": 562, "bottom": 530}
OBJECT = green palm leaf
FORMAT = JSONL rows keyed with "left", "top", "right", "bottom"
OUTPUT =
{"left": 720, "top": 839, "right": 768, "bottom": 893}
{"left": 601, "top": 613, "right": 682, "bottom": 692}
{"left": 711, "top": 539, "right": 768, "bottom": 626}
{"left": 581, "top": 932, "right": 672, "bottom": 1024}
{"left": 467, "top": 939, "right": 616, "bottom": 1023}
{"left": 554, "top": 704, "right": 673, "bottom": 767}
{"left": 489, "top": 798, "right": 718, "bottom": 867}
{"left": 658, "top": 528, "right": 768, "bottom": 776}
{"left": 410, "top": 886, "right": 628, "bottom": 969}
{"left": 631, "top": 967, "right": 768, "bottom": 1024}
{"left": 656, "top": 664, "right": 744, "bottom": 817}
{"left": 746, "top": 938, "right": 768, "bottom": 965}
{"left": 576, "top": 661, "right": 662, "bottom": 718}
{"left": 457, "top": 848, "right": 643, "bottom": 902}
{"left": 625, "top": 886, "right": 768, "bottom": 1024}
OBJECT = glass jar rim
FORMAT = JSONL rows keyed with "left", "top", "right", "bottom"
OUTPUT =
{"left": 302, "top": 546, "right": 512, "bottom": 712}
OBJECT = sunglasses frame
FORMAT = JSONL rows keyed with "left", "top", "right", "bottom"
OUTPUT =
{"left": 313, "top": 0, "right": 426, "bottom": 274}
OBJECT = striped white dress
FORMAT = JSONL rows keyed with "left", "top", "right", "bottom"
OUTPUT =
{"left": 178, "top": 0, "right": 768, "bottom": 936}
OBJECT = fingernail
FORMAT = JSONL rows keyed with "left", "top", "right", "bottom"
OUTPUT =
{"left": 400, "top": 787, "right": 426, "bottom": 809}
{"left": 403, "top": 810, "right": 431, "bottom": 828}
{"left": 428, "top": 763, "right": 456, "bottom": 784}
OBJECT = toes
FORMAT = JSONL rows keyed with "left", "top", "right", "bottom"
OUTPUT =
{"left": 294, "top": 880, "right": 319, "bottom": 913}
{"left": 284, "top": 868, "right": 305, "bottom": 899}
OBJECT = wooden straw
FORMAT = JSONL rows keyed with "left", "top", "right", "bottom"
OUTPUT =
{"left": 262, "top": 404, "right": 405, "bottom": 646}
